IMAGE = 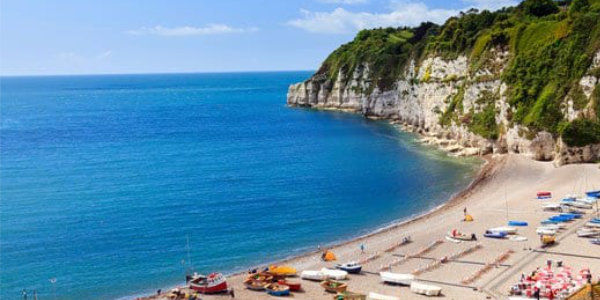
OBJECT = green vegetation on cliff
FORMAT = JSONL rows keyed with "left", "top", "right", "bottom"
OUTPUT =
{"left": 313, "top": 0, "right": 600, "bottom": 146}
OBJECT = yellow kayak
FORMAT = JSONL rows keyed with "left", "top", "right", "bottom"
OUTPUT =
{"left": 268, "top": 265, "right": 297, "bottom": 276}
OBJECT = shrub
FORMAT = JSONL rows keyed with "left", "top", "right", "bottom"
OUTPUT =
{"left": 560, "top": 118, "right": 600, "bottom": 146}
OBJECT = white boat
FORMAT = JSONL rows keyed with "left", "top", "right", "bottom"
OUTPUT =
{"left": 410, "top": 281, "right": 442, "bottom": 296}
{"left": 489, "top": 226, "right": 518, "bottom": 234}
{"left": 577, "top": 228, "right": 600, "bottom": 237}
{"left": 321, "top": 268, "right": 347, "bottom": 280}
{"left": 563, "top": 201, "right": 592, "bottom": 209}
{"left": 368, "top": 292, "right": 400, "bottom": 300}
{"left": 538, "top": 224, "right": 565, "bottom": 230}
{"left": 445, "top": 236, "right": 462, "bottom": 243}
{"left": 380, "top": 272, "right": 414, "bottom": 285}
{"left": 578, "top": 197, "right": 598, "bottom": 204}
{"left": 300, "top": 270, "right": 326, "bottom": 281}
{"left": 542, "top": 203, "right": 561, "bottom": 211}
{"left": 509, "top": 235, "right": 528, "bottom": 242}
{"left": 536, "top": 228, "right": 557, "bottom": 236}
{"left": 335, "top": 261, "right": 362, "bottom": 274}
{"left": 585, "top": 222, "right": 600, "bottom": 228}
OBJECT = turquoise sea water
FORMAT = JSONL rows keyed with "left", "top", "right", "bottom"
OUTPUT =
{"left": 0, "top": 72, "right": 480, "bottom": 299}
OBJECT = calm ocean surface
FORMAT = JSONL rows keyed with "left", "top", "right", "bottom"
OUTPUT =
{"left": 0, "top": 72, "right": 480, "bottom": 299}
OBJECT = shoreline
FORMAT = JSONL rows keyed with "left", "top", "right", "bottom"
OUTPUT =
{"left": 137, "top": 130, "right": 497, "bottom": 300}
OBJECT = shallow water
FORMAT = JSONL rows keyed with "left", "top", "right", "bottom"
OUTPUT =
{"left": 0, "top": 72, "right": 480, "bottom": 299}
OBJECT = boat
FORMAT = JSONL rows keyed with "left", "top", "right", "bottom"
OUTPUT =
{"left": 447, "top": 229, "right": 475, "bottom": 241}
{"left": 561, "top": 201, "right": 592, "bottom": 209}
{"left": 445, "top": 236, "right": 462, "bottom": 243}
{"left": 334, "top": 291, "right": 367, "bottom": 300}
{"left": 243, "top": 278, "right": 267, "bottom": 291}
{"left": 368, "top": 292, "right": 399, "bottom": 300}
{"left": 509, "top": 235, "right": 528, "bottom": 242}
{"left": 508, "top": 221, "right": 528, "bottom": 227}
{"left": 538, "top": 224, "right": 563, "bottom": 230}
{"left": 380, "top": 272, "right": 414, "bottom": 285}
{"left": 189, "top": 272, "right": 228, "bottom": 294}
{"left": 559, "top": 213, "right": 583, "bottom": 219}
{"left": 590, "top": 218, "right": 600, "bottom": 223}
{"left": 484, "top": 231, "right": 507, "bottom": 239}
{"left": 268, "top": 265, "right": 297, "bottom": 277}
{"left": 410, "top": 281, "right": 442, "bottom": 296}
{"left": 536, "top": 228, "right": 557, "bottom": 236}
{"left": 246, "top": 272, "right": 274, "bottom": 282}
{"left": 585, "top": 222, "right": 600, "bottom": 228}
{"left": 335, "top": 261, "right": 362, "bottom": 274}
{"left": 265, "top": 283, "right": 290, "bottom": 296}
{"left": 577, "top": 228, "right": 600, "bottom": 237}
{"left": 301, "top": 270, "right": 327, "bottom": 281}
{"left": 277, "top": 279, "right": 301, "bottom": 292}
{"left": 322, "top": 268, "right": 348, "bottom": 280}
{"left": 320, "top": 280, "right": 348, "bottom": 293}
{"left": 488, "top": 226, "right": 518, "bottom": 234}
{"left": 591, "top": 238, "right": 600, "bottom": 245}
{"left": 537, "top": 191, "right": 552, "bottom": 199}
{"left": 542, "top": 203, "right": 561, "bottom": 211}
{"left": 586, "top": 190, "right": 600, "bottom": 198}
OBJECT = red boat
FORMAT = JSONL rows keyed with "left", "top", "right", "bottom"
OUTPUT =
{"left": 189, "top": 272, "right": 228, "bottom": 294}
{"left": 537, "top": 191, "right": 552, "bottom": 199}
{"left": 277, "top": 279, "right": 301, "bottom": 291}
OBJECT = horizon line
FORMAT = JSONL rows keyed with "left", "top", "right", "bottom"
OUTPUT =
{"left": 0, "top": 69, "right": 316, "bottom": 78}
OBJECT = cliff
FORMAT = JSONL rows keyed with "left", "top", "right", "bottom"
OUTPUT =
{"left": 288, "top": 0, "right": 600, "bottom": 164}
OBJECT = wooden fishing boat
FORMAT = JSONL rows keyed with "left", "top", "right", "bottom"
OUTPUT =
{"left": 243, "top": 278, "right": 267, "bottom": 291}
{"left": 334, "top": 291, "right": 367, "bottom": 300}
{"left": 335, "top": 261, "right": 362, "bottom": 274}
{"left": 410, "top": 281, "right": 442, "bottom": 296}
{"left": 265, "top": 283, "right": 290, "bottom": 296}
{"left": 321, "top": 280, "right": 348, "bottom": 293}
{"left": 189, "top": 272, "right": 228, "bottom": 294}
{"left": 447, "top": 230, "right": 475, "bottom": 241}
{"left": 368, "top": 292, "right": 400, "bottom": 300}
{"left": 380, "top": 272, "right": 414, "bottom": 285}
{"left": 322, "top": 268, "right": 348, "bottom": 280}
{"left": 247, "top": 272, "right": 274, "bottom": 282}
{"left": 301, "top": 270, "right": 327, "bottom": 281}
{"left": 277, "top": 279, "right": 301, "bottom": 292}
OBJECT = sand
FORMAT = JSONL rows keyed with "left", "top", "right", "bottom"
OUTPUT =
{"left": 142, "top": 154, "right": 600, "bottom": 300}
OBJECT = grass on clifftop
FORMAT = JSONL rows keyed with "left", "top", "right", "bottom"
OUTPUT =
{"left": 313, "top": 0, "right": 600, "bottom": 146}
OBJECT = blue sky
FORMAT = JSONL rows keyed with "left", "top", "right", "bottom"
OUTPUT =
{"left": 0, "top": 0, "right": 517, "bottom": 76}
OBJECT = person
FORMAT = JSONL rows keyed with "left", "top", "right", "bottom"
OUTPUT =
{"left": 22, "top": 289, "right": 27, "bottom": 300}
{"left": 471, "top": 233, "right": 477, "bottom": 241}
{"left": 548, "top": 290, "right": 554, "bottom": 300}
{"left": 533, "top": 287, "right": 540, "bottom": 300}
{"left": 360, "top": 243, "right": 365, "bottom": 254}
{"left": 463, "top": 207, "right": 467, "bottom": 216}
{"left": 157, "top": 289, "right": 162, "bottom": 295}
{"left": 229, "top": 288, "right": 235, "bottom": 298}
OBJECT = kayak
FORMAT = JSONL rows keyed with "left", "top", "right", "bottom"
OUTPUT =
{"left": 508, "top": 221, "right": 528, "bottom": 226}
{"left": 484, "top": 231, "right": 507, "bottom": 239}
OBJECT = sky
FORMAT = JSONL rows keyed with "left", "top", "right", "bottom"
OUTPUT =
{"left": 0, "top": 0, "right": 518, "bottom": 76}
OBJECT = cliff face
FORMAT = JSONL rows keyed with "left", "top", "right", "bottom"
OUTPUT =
{"left": 288, "top": 1, "right": 600, "bottom": 165}
{"left": 288, "top": 49, "right": 600, "bottom": 164}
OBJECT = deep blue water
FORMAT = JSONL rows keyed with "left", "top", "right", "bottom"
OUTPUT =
{"left": 0, "top": 72, "right": 480, "bottom": 299}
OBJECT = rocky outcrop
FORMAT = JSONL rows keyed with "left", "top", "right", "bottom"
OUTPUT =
{"left": 288, "top": 50, "right": 600, "bottom": 165}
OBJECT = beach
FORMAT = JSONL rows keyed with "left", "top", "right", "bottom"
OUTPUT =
{"left": 144, "top": 154, "right": 600, "bottom": 300}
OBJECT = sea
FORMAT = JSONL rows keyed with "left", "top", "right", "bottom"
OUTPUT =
{"left": 0, "top": 72, "right": 481, "bottom": 299}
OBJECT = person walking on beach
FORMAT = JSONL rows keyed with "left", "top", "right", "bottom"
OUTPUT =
{"left": 463, "top": 207, "right": 467, "bottom": 216}
{"left": 360, "top": 243, "right": 365, "bottom": 254}
{"left": 229, "top": 288, "right": 235, "bottom": 298}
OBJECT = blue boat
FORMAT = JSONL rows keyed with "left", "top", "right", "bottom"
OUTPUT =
{"left": 508, "top": 221, "right": 528, "bottom": 226}
{"left": 541, "top": 220, "right": 560, "bottom": 225}
{"left": 590, "top": 218, "right": 600, "bottom": 224}
{"left": 586, "top": 190, "right": 600, "bottom": 198}
{"left": 265, "top": 283, "right": 290, "bottom": 296}
{"left": 560, "top": 213, "right": 582, "bottom": 219}
{"left": 548, "top": 216, "right": 571, "bottom": 222}
{"left": 484, "top": 231, "right": 507, "bottom": 239}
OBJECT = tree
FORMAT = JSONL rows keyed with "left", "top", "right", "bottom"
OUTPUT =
{"left": 521, "top": 0, "right": 559, "bottom": 17}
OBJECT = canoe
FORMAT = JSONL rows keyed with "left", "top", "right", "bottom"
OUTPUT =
{"left": 508, "top": 221, "right": 528, "bottom": 226}
{"left": 243, "top": 278, "right": 267, "bottom": 291}
{"left": 368, "top": 292, "right": 400, "bottom": 300}
{"left": 410, "top": 281, "right": 442, "bottom": 296}
{"left": 380, "top": 272, "right": 414, "bottom": 285}
{"left": 335, "top": 261, "right": 362, "bottom": 274}
{"left": 542, "top": 203, "right": 561, "bottom": 211}
{"left": 559, "top": 213, "right": 582, "bottom": 218}
{"left": 586, "top": 190, "right": 600, "bottom": 198}
{"left": 488, "top": 226, "right": 518, "bottom": 234}
{"left": 320, "top": 280, "right": 348, "bottom": 293}
{"left": 277, "top": 279, "right": 301, "bottom": 292}
{"left": 269, "top": 265, "right": 297, "bottom": 277}
{"left": 562, "top": 201, "right": 592, "bottom": 209}
{"left": 577, "top": 229, "right": 600, "bottom": 237}
{"left": 590, "top": 218, "right": 600, "bottom": 224}
{"left": 484, "top": 231, "right": 506, "bottom": 239}
{"left": 334, "top": 291, "right": 367, "bottom": 300}
{"left": 321, "top": 268, "right": 348, "bottom": 280}
{"left": 591, "top": 238, "right": 600, "bottom": 245}
{"left": 301, "top": 270, "right": 326, "bottom": 281}
{"left": 265, "top": 283, "right": 290, "bottom": 296}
